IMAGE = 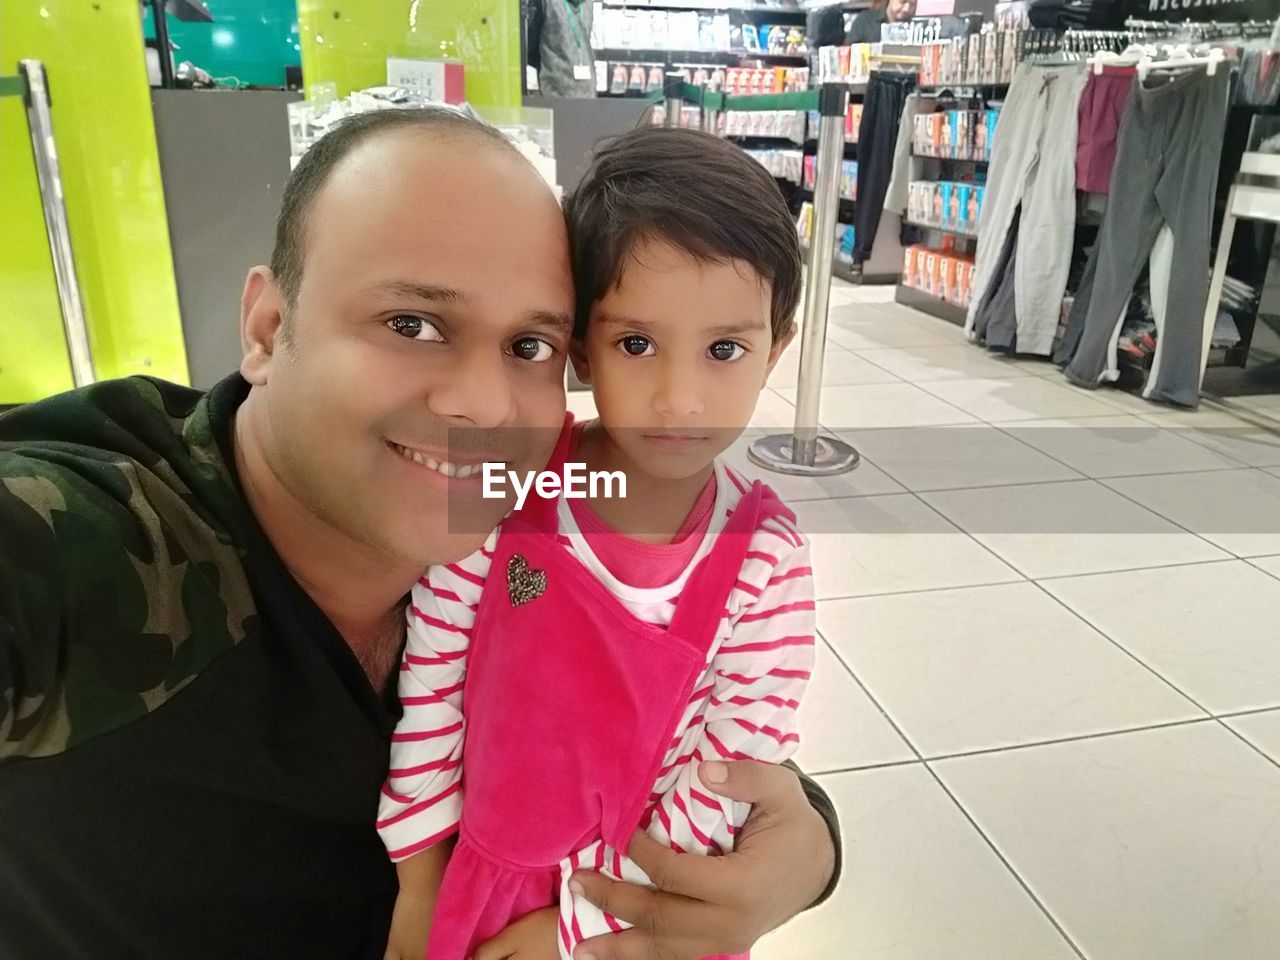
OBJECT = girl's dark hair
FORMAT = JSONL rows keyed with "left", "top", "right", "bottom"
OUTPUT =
{"left": 563, "top": 126, "right": 803, "bottom": 341}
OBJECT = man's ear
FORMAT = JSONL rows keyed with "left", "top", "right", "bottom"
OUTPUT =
{"left": 240, "top": 267, "right": 286, "bottom": 386}
{"left": 569, "top": 337, "right": 592, "bottom": 386}
{"left": 762, "top": 322, "right": 798, "bottom": 385}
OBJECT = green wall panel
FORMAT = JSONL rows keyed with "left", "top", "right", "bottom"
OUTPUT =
{"left": 1, "top": 0, "right": 189, "bottom": 404}
{"left": 143, "top": 0, "right": 301, "bottom": 89}
{"left": 298, "top": 0, "right": 520, "bottom": 108}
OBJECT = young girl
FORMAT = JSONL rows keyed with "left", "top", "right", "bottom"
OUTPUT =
{"left": 379, "top": 127, "right": 817, "bottom": 960}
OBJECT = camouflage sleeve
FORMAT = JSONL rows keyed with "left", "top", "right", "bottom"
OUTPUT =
{"left": 0, "top": 454, "right": 83, "bottom": 760}
{"left": 0, "top": 441, "right": 256, "bottom": 763}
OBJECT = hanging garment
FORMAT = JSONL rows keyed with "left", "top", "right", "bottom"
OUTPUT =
{"left": 853, "top": 72, "right": 916, "bottom": 263}
{"left": 971, "top": 207, "right": 1022, "bottom": 352}
{"left": 884, "top": 92, "right": 924, "bottom": 217}
{"left": 1061, "top": 67, "right": 1230, "bottom": 408}
{"left": 1076, "top": 66, "right": 1136, "bottom": 194}
{"left": 966, "top": 61, "right": 1087, "bottom": 356}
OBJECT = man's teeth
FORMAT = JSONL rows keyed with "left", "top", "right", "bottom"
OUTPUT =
{"left": 393, "top": 444, "right": 493, "bottom": 479}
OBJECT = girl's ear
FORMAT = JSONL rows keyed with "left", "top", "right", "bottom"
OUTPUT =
{"left": 762, "top": 323, "right": 797, "bottom": 384}
{"left": 570, "top": 338, "right": 592, "bottom": 385}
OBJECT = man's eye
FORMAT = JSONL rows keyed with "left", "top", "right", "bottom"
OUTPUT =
{"left": 386, "top": 315, "right": 444, "bottom": 342}
{"left": 618, "top": 335, "right": 654, "bottom": 357}
{"left": 511, "top": 337, "right": 556, "bottom": 362}
{"left": 708, "top": 340, "right": 745, "bottom": 362}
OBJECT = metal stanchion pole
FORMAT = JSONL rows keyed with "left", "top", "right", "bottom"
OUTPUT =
{"left": 663, "top": 72, "right": 684, "bottom": 128}
{"left": 749, "top": 83, "right": 858, "bottom": 476}
{"left": 19, "top": 61, "right": 96, "bottom": 388}
{"left": 698, "top": 85, "right": 717, "bottom": 134}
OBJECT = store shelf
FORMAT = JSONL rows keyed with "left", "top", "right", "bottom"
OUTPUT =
{"left": 912, "top": 154, "right": 990, "bottom": 166}
{"left": 918, "top": 83, "right": 1012, "bottom": 95}
{"left": 801, "top": 138, "right": 858, "bottom": 155}
{"left": 600, "top": 0, "right": 807, "bottom": 12}
{"left": 895, "top": 283, "right": 968, "bottom": 326}
{"left": 595, "top": 47, "right": 808, "bottom": 64}
{"left": 727, "top": 133, "right": 806, "bottom": 146}
{"left": 799, "top": 188, "right": 856, "bottom": 213}
{"left": 905, "top": 219, "right": 978, "bottom": 240}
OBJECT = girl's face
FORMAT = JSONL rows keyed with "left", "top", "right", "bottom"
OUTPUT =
{"left": 572, "top": 236, "right": 792, "bottom": 482}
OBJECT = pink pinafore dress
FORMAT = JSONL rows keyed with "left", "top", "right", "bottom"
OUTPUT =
{"left": 426, "top": 432, "right": 779, "bottom": 960}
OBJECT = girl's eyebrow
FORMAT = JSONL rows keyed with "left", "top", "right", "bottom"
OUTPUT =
{"left": 597, "top": 313, "right": 767, "bottom": 337}
{"left": 707, "top": 318, "right": 769, "bottom": 337}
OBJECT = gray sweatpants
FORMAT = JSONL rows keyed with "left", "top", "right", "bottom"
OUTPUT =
{"left": 1062, "top": 67, "right": 1230, "bottom": 407}
{"left": 966, "top": 62, "right": 1087, "bottom": 356}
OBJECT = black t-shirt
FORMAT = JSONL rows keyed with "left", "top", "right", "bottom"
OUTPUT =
{"left": 0, "top": 374, "right": 841, "bottom": 958}
{"left": 846, "top": 9, "right": 889, "bottom": 44}
{"left": 0, "top": 375, "right": 399, "bottom": 958}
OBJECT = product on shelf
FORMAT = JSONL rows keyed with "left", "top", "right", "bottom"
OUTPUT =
{"left": 744, "top": 147, "right": 804, "bottom": 184}
{"left": 593, "top": 7, "right": 732, "bottom": 53}
{"left": 816, "top": 43, "right": 876, "bottom": 85}
{"left": 846, "top": 102, "right": 863, "bottom": 140}
{"left": 722, "top": 109, "right": 806, "bottom": 143}
{"left": 591, "top": 6, "right": 806, "bottom": 59}
{"left": 724, "top": 66, "right": 808, "bottom": 95}
{"left": 912, "top": 109, "right": 998, "bottom": 160}
{"left": 916, "top": 27, "right": 1057, "bottom": 88}
{"left": 906, "top": 179, "right": 985, "bottom": 235}
{"left": 901, "top": 244, "right": 976, "bottom": 308}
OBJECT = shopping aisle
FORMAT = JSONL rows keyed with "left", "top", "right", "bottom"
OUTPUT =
{"left": 570, "top": 280, "right": 1280, "bottom": 960}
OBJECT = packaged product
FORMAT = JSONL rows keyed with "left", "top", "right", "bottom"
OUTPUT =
{"left": 939, "top": 255, "right": 955, "bottom": 304}
{"left": 967, "top": 34, "right": 983, "bottom": 84}
{"left": 956, "top": 184, "right": 973, "bottom": 234}
{"left": 939, "top": 182, "right": 954, "bottom": 231}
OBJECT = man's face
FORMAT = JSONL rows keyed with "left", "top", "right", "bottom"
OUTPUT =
{"left": 245, "top": 130, "right": 574, "bottom": 568}
{"left": 887, "top": 0, "right": 917, "bottom": 20}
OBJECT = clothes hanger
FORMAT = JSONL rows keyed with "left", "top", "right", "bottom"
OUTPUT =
{"left": 1138, "top": 45, "right": 1225, "bottom": 82}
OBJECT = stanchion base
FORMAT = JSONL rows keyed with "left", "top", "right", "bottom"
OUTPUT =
{"left": 747, "top": 433, "right": 860, "bottom": 477}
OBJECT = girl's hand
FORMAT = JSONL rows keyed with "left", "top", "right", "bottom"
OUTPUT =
{"left": 471, "top": 906, "right": 561, "bottom": 960}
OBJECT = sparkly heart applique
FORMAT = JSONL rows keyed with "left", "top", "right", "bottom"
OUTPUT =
{"left": 507, "top": 554, "right": 547, "bottom": 607}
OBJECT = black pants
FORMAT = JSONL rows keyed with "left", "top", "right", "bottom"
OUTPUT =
{"left": 854, "top": 72, "right": 916, "bottom": 263}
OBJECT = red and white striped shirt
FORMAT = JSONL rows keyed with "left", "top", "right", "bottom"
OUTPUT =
{"left": 378, "top": 461, "right": 816, "bottom": 959}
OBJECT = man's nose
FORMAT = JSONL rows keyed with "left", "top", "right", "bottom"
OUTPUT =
{"left": 425, "top": 346, "right": 518, "bottom": 429}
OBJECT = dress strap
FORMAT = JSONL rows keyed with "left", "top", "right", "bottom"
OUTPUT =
{"left": 507, "top": 413, "right": 575, "bottom": 535}
{"left": 666, "top": 481, "right": 773, "bottom": 645}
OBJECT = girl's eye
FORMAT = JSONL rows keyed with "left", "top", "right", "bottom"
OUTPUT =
{"left": 708, "top": 340, "right": 745, "bottom": 362}
{"left": 618, "top": 335, "right": 654, "bottom": 357}
{"left": 511, "top": 337, "right": 556, "bottom": 363}
{"left": 386, "top": 315, "right": 444, "bottom": 342}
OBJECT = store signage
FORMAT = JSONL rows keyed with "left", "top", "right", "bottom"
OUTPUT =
{"left": 1126, "top": 0, "right": 1278, "bottom": 20}
{"left": 386, "top": 58, "right": 466, "bottom": 104}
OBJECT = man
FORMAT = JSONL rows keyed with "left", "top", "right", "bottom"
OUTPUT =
{"left": 846, "top": 0, "right": 918, "bottom": 44}
{"left": 0, "top": 108, "right": 838, "bottom": 959}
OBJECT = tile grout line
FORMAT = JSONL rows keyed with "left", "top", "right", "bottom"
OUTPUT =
{"left": 980, "top": 417, "right": 1244, "bottom": 556}
{"left": 922, "top": 715, "right": 1217, "bottom": 764}
{"left": 1026, "top": 578, "right": 1217, "bottom": 719}
{"left": 1094, "top": 469, "right": 1276, "bottom": 561}
{"left": 883, "top": 481, "right": 1222, "bottom": 722}
{"left": 1216, "top": 719, "right": 1280, "bottom": 774}
{"left": 1243, "top": 556, "right": 1280, "bottom": 584}
{"left": 819, "top": 620, "right": 1086, "bottom": 959}
{"left": 814, "top": 630, "right": 930, "bottom": 767}
{"left": 921, "top": 761, "right": 1091, "bottom": 959}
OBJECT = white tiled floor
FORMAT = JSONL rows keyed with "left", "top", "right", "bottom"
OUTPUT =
{"left": 739, "top": 283, "right": 1280, "bottom": 960}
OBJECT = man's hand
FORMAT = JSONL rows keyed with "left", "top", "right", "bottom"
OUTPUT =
{"left": 472, "top": 906, "right": 561, "bottom": 960}
{"left": 568, "top": 760, "right": 836, "bottom": 960}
